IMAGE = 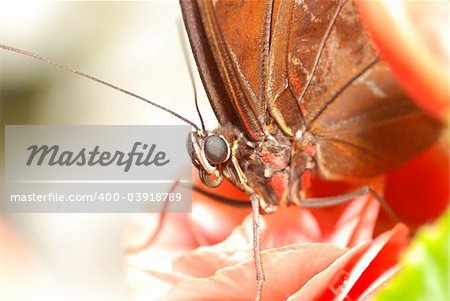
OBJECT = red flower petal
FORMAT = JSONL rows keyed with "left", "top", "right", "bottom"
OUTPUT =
{"left": 358, "top": 264, "right": 401, "bottom": 301}
{"left": 333, "top": 224, "right": 409, "bottom": 300}
{"left": 357, "top": 0, "right": 449, "bottom": 119}
{"left": 383, "top": 141, "right": 449, "bottom": 230}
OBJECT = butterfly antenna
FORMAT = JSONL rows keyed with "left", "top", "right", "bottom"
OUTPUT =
{"left": 0, "top": 43, "right": 200, "bottom": 130}
{"left": 177, "top": 19, "right": 206, "bottom": 132}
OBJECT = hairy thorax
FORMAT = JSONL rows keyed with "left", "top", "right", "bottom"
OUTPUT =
{"left": 215, "top": 125, "right": 317, "bottom": 213}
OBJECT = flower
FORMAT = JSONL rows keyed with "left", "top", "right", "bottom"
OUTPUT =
{"left": 125, "top": 2, "right": 450, "bottom": 299}
{"left": 125, "top": 135, "right": 448, "bottom": 300}
{"left": 125, "top": 178, "right": 410, "bottom": 300}
{"left": 383, "top": 141, "right": 449, "bottom": 231}
{"left": 356, "top": 0, "right": 449, "bottom": 120}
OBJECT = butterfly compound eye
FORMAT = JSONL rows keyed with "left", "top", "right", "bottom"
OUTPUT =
{"left": 204, "top": 135, "right": 230, "bottom": 165}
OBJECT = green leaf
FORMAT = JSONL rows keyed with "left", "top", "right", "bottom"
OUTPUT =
{"left": 376, "top": 209, "right": 449, "bottom": 301}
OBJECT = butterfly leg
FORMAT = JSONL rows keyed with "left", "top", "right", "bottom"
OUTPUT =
{"left": 230, "top": 140, "right": 254, "bottom": 193}
{"left": 189, "top": 182, "right": 264, "bottom": 300}
{"left": 251, "top": 193, "right": 264, "bottom": 301}
{"left": 125, "top": 180, "right": 181, "bottom": 254}
{"left": 294, "top": 186, "right": 400, "bottom": 223}
{"left": 230, "top": 140, "right": 265, "bottom": 300}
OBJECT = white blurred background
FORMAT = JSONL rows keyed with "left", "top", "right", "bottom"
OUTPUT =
{"left": 0, "top": 1, "right": 217, "bottom": 300}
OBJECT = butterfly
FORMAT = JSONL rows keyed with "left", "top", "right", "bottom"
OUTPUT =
{"left": 0, "top": 1, "right": 442, "bottom": 299}
{"left": 180, "top": 0, "right": 441, "bottom": 298}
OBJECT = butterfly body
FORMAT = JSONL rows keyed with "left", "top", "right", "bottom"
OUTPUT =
{"left": 212, "top": 124, "right": 295, "bottom": 213}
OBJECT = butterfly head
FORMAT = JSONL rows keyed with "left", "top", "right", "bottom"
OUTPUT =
{"left": 187, "top": 130, "right": 231, "bottom": 188}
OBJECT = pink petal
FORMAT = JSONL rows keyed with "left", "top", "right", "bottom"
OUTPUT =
{"left": 334, "top": 223, "right": 409, "bottom": 301}
{"left": 174, "top": 207, "right": 322, "bottom": 278}
{"left": 126, "top": 213, "right": 202, "bottom": 298}
{"left": 127, "top": 267, "right": 192, "bottom": 300}
{"left": 164, "top": 244, "right": 346, "bottom": 301}
{"left": 287, "top": 242, "right": 370, "bottom": 300}
{"left": 173, "top": 215, "right": 255, "bottom": 277}
{"left": 328, "top": 195, "right": 380, "bottom": 248}
{"left": 259, "top": 207, "right": 322, "bottom": 248}
{"left": 189, "top": 192, "right": 251, "bottom": 246}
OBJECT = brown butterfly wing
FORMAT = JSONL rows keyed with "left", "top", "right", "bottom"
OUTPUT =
{"left": 267, "top": 0, "right": 442, "bottom": 179}
{"left": 181, "top": 0, "right": 269, "bottom": 141}
{"left": 311, "top": 63, "right": 442, "bottom": 180}
{"left": 180, "top": 0, "right": 242, "bottom": 131}
{"left": 182, "top": 0, "right": 442, "bottom": 180}
{"left": 268, "top": 0, "right": 339, "bottom": 135}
